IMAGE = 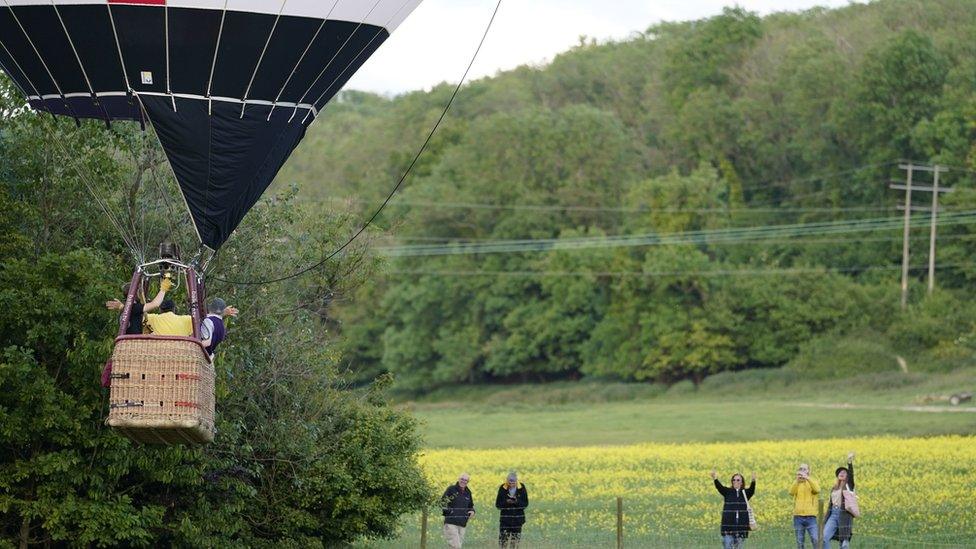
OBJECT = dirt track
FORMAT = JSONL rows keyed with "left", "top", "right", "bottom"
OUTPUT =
{"left": 791, "top": 402, "right": 976, "bottom": 413}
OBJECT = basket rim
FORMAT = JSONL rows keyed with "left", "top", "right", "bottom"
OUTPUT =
{"left": 114, "top": 334, "right": 211, "bottom": 362}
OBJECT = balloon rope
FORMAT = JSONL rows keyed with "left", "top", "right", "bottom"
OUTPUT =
{"left": 50, "top": 134, "right": 143, "bottom": 262}
{"left": 212, "top": 0, "right": 503, "bottom": 285}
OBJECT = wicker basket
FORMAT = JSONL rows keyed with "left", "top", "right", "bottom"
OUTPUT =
{"left": 106, "top": 336, "right": 215, "bottom": 444}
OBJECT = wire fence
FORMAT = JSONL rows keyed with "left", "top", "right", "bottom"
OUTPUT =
{"left": 360, "top": 499, "right": 976, "bottom": 548}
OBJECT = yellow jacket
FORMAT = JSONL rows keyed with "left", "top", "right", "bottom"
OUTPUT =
{"left": 789, "top": 477, "right": 820, "bottom": 516}
{"left": 146, "top": 312, "right": 193, "bottom": 337}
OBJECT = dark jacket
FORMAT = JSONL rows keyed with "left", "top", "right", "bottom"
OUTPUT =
{"left": 495, "top": 483, "right": 528, "bottom": 528}
{"left": 825, "top": 462, "right": 855, "bottom": 541}
{"left": 714, "top": 479, "right": 755, "bottom": 538}
{"left": 441, "top": 483, "right": 475, "bottom": 527}
{"left": 124, "top": 302, "right": 144, "bottom": 335}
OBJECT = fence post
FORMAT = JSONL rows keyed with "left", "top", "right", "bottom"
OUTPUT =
{"left": 420, "top": 507, "right": 428, "bottom": 549}
{"left": 817, "top": 498, "right": 824, "bottom": 549}
{"left": 616, "top": 496, "right": 623, "bottom": 549}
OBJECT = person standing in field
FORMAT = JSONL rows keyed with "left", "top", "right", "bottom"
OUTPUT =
{"left": 441, "top": 473, "right": 475, "bottom": 548}
{"left": 823, "top": 452, "right": 856, "bottom": 549}
{"left": 711, "top": 470, "right": 756, "bottom": 549}
{"left": 790, "top": 463, "right": 820, "bottom": 548}
{"left": 495, "top": 471, "right": 528, "bottom": 548}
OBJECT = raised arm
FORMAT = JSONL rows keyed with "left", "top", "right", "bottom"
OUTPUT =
{"left": 789, "top": 480, "right": 799, "bottom": 496}
{"left": 808, "top": 477, "right": 820, "bottom": 494}
{"left": 745, "top": 479, "right": 756, "bottom": 499}
{"left": 143, "top": 278, "right": 172, "bottom": 313}
{"left": 203, "top": 306, "right": 238, "bottom": 346}
{"left": 846, "top": 451, "right": 855, "bottom": 490}
{"left": 713, "top": 479, "right": 729, "bottom": 496}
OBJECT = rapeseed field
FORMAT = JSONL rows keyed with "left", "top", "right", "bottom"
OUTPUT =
{"left": 385, "top": 436, "right": 976, "bottom": 547}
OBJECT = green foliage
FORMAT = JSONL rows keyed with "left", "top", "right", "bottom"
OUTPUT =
{"left": 849, "top": 29, "right": 951, "bottom": 163}
{"left": 785, "top": 330, "right": 902, "bottom": 379}
{"left": 786, "top": 290, "right": 976, "bottom": 379}
{"left": 294, "top": 1, "right": 976, "bottom": 392}
{"left": 0, "top": 250, "right": 205, "bottom": 547}
{"left": 659, "top": 7, "right": 764, "bottom": 102}
{"left": 0, "top": 78, "right": 429, "bottom": 545}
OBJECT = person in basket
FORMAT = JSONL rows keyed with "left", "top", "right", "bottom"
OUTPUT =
{"left": 105, "top": 277, "right": 172, "bottom": 334}
{"left": 711, "top": 470, "right": 757, "bottom": 549}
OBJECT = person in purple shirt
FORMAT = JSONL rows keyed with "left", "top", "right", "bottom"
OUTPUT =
{"left": 200, "top": 297, "right": 238, "bottom": 359}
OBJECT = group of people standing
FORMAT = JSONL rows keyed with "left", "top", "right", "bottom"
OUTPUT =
{"left": 440, "top": 472, "right": 527, "bottom": 549}
{"left": 713, "top": 452, "right": 858, "bottom": 549}
{"left": 107, "top": 277, "right": 859, "bottom": 549}
{"left": 439, "top": 453, "right": 857, "bottom": 549}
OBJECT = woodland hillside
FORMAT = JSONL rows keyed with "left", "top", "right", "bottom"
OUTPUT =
{"left": 276, "top": 0, "right": 976, "bottom": 390}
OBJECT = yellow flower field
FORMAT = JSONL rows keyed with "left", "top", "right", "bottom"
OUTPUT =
{"left": 379, "top": 436, "right": 976, "bottom": 547}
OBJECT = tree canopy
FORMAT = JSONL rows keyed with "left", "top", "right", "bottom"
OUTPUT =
{"left": 274, "top": 0, "right": 976, "bottom": 391}
{"left": 0, "top": 76, "right": 429, "bottom": 546}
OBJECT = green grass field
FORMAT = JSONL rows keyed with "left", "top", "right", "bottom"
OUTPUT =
{"left": 403, "top": 367, "right": 976, "bottom": 448}
{"left": 360, "top": 368, "right": 976, "bottom": 548}
{"left": 410, "top": 399, "right": 976, "bottom": 449}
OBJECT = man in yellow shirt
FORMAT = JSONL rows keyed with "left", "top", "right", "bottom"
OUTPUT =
{"left": 145, "top": 299, "right": 193, "bottom": 336}
{"left": 789, "top": 463, "right": 820, "bottom": 548}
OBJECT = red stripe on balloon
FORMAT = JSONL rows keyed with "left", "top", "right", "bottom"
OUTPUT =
{"left": 108, "top": 0, "right": 166, "bottom": 5}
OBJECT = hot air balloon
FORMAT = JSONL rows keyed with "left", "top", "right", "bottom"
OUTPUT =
{"left": 0, "top": 0, "right": 422, "bottom": 444}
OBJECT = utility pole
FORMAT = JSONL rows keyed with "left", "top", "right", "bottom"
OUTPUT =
{"left": 896, "top": 164, "right": 913, "bottom": 309}
{"left": 927, "top": 166, "right": 947, "bottom": 294}
{"left": 890, "top": 163, "right": 952, "bottom": 308}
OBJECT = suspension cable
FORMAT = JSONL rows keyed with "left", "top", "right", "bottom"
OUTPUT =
{"left": 48, "top": 129, "right": 142, "bottom": 261}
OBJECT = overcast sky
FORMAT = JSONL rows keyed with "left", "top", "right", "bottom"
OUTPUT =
{"left": 345, "top": 0, "right": 859, "bottom": 95}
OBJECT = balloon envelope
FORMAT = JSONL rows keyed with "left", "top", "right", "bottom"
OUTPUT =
{"left": 0, "top": 0, "right": 421, "bottom": 249}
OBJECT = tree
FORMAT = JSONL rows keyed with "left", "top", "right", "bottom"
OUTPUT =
{"left": 0, "top": 73, "right": 430, "bottom": 545}
{"left": 847, "top": 30, "right": 950, "bottom": 164}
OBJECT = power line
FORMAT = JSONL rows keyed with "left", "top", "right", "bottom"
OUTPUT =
{"left": 386, "top": 262, "right": 976, "bottom": 279}
{"left": 313, "top": 196, "right": 902, "bottom": 214}
{"left": 383, "top": 232, "right": 976, "bottom": 246}
{"left": 379, "top": 211, "right": 976, "bottom": 257}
